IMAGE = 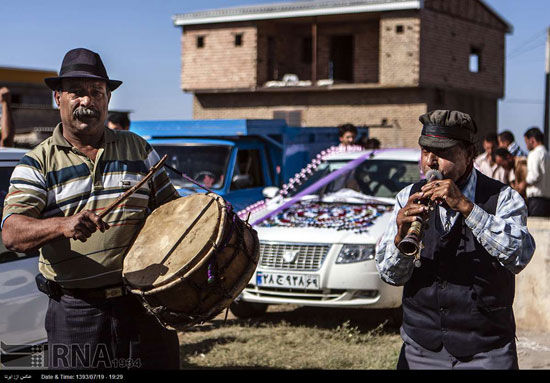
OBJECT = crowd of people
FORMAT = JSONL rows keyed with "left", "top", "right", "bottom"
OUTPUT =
{"left": 337, "top": 123, "right": 380, "bottom": 149}
{"left": 474, "top": 129, "right": 550, "bottom": 217}
{"left": 334, "top": 120, "right": 550, "bottom": 218}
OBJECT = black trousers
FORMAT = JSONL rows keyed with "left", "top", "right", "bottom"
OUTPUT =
{"left": 396, "top": 329, "right": 518, "bottom": 370}
{"left": 45, "top": 293, "right": 180, "bottom": 369}
{"left": 528, "top": 197, "right": 550, "bottom": 217}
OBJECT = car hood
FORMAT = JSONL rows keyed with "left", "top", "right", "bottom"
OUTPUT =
{"left": 249, "top": 189, "right": 395, "bottom": 245}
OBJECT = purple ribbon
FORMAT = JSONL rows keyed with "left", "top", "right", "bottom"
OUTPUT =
{"left": 251, "top": 147, "right": 421, "bottom": 226}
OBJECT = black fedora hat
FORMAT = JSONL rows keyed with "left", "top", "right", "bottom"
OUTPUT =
{"left": 44, "top": 48, "right": 122, "bottom": 91}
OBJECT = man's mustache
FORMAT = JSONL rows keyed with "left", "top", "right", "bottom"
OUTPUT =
{"left": 73, "top": 107, "right": 99, "bottom": 119}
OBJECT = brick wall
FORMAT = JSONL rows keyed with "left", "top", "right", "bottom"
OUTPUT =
{"left": 181, "top": 23, "right": 258, "bottom": 90}
{"left": 424, "top": 0, "right": 509, "bottom": 32}
{"left": 193, "top": 87, "right": 498, "bottom": 149}
{"left": 419, "top": 7, "right": 505, "bottom": 97}
{"left": 379, "top": 13, "right": 421, "bottom": 86}
{"left": 354, "top": 20, "right": 380, "bottom": 84}
{"left": 193, "top": 88, "right": 429, "bottom": 148}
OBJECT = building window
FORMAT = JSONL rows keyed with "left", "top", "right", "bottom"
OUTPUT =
{"left": 329, "top": 35, "right": 354, "bottom": 82}
{"left": 469, "top": 47, "right": 481, "bottom": 73}
{"left": 196, "top": 36, "right": 205, "bottom": 48}
{"left": 267, "top": 36, "right": 277, "bottom": 80}
{"left": 234, "top": 33, "right": 243, "bottom": 46}
{"left": 395, "top": 25, "right": 404, "bottom": 34}
{"left": 302, "top": 37, "right": 312, "bottom": 64}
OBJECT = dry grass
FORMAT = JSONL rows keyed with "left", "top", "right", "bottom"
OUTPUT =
{"left": 178, "top": 305, "right": 402, "bottom": 370}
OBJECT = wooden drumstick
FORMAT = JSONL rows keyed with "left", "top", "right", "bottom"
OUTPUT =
{"left": 99, "top": 154, "right": 168, "bottom": 219}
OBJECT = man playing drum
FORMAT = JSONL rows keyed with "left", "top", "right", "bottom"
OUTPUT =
{"left": 1, "top": 48, "right": 180, "bottom": 369}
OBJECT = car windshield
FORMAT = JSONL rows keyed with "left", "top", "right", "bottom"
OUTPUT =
{"left": 153, "top": 144, "right": 232, "bottom": 190}
{"left": 291, "top": 158, "right": 420, "bottom": 199}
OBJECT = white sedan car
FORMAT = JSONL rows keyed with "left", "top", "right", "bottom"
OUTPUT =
{"left": 0, "top": 147, "right": 48, "bottom": 349}
{"left": 231, "top": 147, "right": 421, "bottom": 319}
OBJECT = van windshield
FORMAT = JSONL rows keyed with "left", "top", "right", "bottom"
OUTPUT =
{"left": 152, "top": 144, "right": 232, "bottom": 190}
{"left": 291, "top": 159, "right": 420, "bottom": 199}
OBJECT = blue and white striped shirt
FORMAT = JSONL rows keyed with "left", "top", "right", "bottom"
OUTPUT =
{"left": 375, "top": 170, "right": 536, "bottom": 286}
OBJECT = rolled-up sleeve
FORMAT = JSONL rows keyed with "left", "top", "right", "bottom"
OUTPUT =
{"left": 375, "top": 185, "right": 415, "bottom": 286}
{"left": 2, "top": 154, "right": 47, "bottom": 228}
{"left": 464, "top": 185, "right": 535, "bottom": 274}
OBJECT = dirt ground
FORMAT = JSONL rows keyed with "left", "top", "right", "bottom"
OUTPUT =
{"left": 210, "top": 305, "right": 550, "bottom": 370}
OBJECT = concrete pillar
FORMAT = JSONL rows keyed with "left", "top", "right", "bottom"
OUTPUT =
{"left": 514, "top": 218, "right": 550, "bottom": 332}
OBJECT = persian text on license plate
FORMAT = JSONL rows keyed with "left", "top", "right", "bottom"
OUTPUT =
{"left": 256, "top": 271, "right": 320, "bottom": 290}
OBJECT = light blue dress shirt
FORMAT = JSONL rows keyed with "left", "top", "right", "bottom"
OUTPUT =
{"left": 375, "top": 170, "right": 536, "bottom": 286}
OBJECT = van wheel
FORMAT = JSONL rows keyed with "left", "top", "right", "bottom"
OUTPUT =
{"left": 229, "top": 301, "right": 268, "bottom": 319}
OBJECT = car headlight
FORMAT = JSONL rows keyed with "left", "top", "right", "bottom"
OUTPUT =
{"left": 335, "top": 244, "right": 375, "bottom": 264}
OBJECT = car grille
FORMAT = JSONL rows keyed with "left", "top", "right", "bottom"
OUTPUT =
{"left": 245, "top": 286, "right": 346, "bottom": 300}
{"left": 259, "top": 242, "right": 330, "bottom": 271}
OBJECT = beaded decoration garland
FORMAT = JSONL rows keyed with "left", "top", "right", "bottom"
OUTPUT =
{"left": 237, "top": 144, "right": 366, "bottom": 220}
{"left": 258, "top": 200, "right": 391, "bottom": 234}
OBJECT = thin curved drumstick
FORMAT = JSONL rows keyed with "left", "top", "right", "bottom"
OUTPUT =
{"left": 99, "top": 154, "right": 168, "bottom": 219}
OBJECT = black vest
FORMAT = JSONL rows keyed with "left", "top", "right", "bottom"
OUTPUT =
{"left": 402, "top": 170, "right": 516, "bottom": 358}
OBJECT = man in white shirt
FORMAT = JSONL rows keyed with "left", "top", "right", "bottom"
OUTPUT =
{"left": 524, "top": 127, "right": 550, "bottom": 216}
{"left": 474, "top": 133, "right": 507, "bottom": 183}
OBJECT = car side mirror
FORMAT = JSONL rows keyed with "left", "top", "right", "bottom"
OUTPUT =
{"left": 231, "top": 174, "right": 253, "bottom": 190}
{"left": 262, "top": 186, "right": 280, "bottom": 199}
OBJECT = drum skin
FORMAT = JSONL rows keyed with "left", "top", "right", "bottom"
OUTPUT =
{"left": 123, "top": 193, "right": 259, "bottom": 330}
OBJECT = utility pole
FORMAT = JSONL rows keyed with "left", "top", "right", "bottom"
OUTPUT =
{"left": 544, "top": 26, "right": 550, "bottom": 149}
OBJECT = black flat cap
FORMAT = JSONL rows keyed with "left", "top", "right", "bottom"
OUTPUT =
{"left": 44, "top": 48, "right": 122, "bottom": 91}
{"left": 418, "top": 110, "right": 477, "bottom": 149}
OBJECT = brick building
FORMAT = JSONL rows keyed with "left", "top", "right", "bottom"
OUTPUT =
{"left": 0, "top": 66, "right": 61, "bottom": 146}
{"left": 173, "top": 0, "right": 511, "bottom": 148}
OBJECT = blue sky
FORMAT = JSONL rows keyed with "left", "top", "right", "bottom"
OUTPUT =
{"left": 1, "top": 0, "right": 548, "bottom": 151}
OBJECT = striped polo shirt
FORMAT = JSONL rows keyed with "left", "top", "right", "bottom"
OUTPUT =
{"left": 2, "top": 123, "right": 179, "bottom": 288}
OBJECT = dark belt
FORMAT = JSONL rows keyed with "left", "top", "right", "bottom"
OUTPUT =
{"left": 60, "top": 285, "right": 128, "bottom": 300}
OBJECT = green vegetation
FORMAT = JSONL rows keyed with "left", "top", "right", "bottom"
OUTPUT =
{"left": 178, "top": 305, "right": 402, "bottom": 370}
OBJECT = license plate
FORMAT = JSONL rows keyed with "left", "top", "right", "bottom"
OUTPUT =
{"left": 256, "top": 271, "right": 320, "bottom": 290}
